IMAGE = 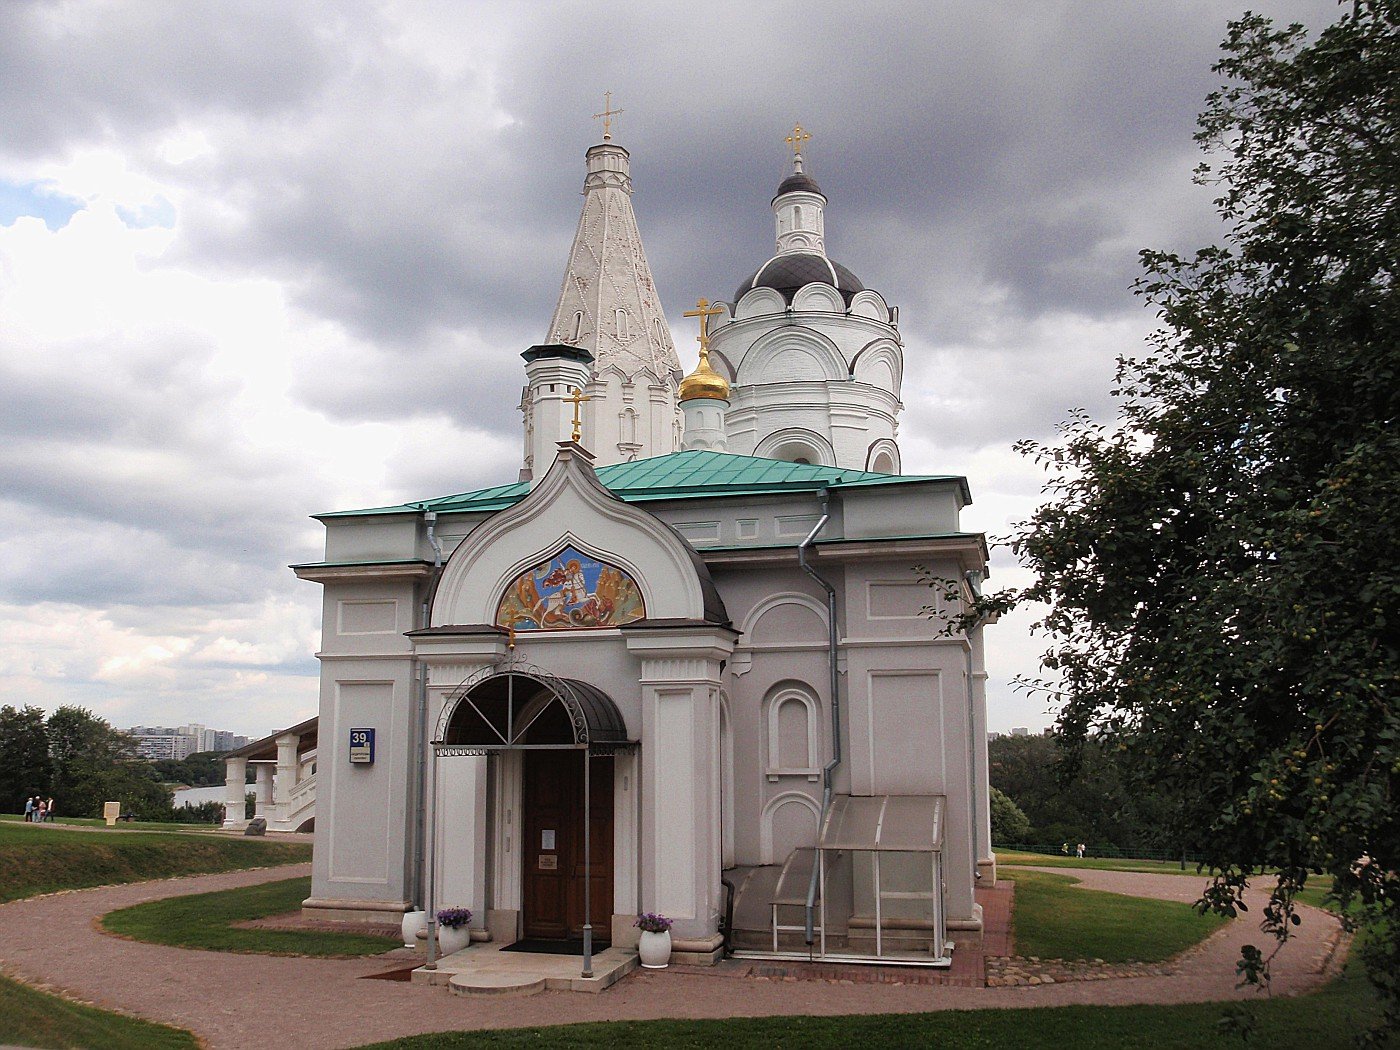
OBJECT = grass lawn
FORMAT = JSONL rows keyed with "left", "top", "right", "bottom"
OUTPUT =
{"left": 0, "top": 821, "right": 310, "bottom": 903}
{"left": 998, "top": 849, "right": 1205, "bottom": 876}
{"left": 1, "top": 813, "right": 218, "bottom": 832}
{"left": 1004, "top": 869, "right": 1228, "bottom": 963}
{"left": 356, "top": 955, "right": 1392, "bottom": 1049}
{"left": 0, "top": 973, "right": 197, "bottom": 1050}
{"left": 101, "top": 876, "right": 402, "bottom": 957}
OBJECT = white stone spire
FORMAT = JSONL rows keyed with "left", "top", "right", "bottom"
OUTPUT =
{"left": 528, "top": 130, "right": 682, "bottom": 468}
{"left": 546, "top": 141, "right": 680, "bottom": 380}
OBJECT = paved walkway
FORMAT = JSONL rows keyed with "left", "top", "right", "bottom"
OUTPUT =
{"left": 0, "top": 863, "right": 1346, "bottom": 1050}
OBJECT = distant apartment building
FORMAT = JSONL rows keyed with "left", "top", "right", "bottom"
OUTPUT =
{"left": 127, "top": 724, "right": 250, "bottom": 761}
{"left": 1010, "top": 727, "right": 1030, "bottom": 737}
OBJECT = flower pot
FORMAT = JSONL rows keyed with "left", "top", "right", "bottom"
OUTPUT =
{"left": 638, "top": 928, "right": 671, "bottom": 969}
{"left": 401, "top": 909, "right": 427, "bottom": 949}
{"left": 438, "top": 924, "right": 471, "bottom": 957}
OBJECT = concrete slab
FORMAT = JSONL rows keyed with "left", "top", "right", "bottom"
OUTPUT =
{"left": 413, "top": 942, "right": 639, "bottom": 995}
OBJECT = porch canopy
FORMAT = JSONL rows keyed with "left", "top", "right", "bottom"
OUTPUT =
{"left": 426, "top": 669, "right": 631, "bottom": 980}
{"left": 818, "top": 794, "right": 945, "bottom": 853}
{"left": 810, "top": 793, "right": 948, "bottom": 964}
{"left": 436, "top": 671, "right": 632, "bottom": 753}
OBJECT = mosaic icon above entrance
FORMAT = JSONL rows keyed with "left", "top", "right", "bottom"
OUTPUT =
{"left": 496, "top": 545, "right": 645, "bottom": 631}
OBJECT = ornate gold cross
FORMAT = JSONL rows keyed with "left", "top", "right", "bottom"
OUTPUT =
{"left": 683, "top": 298, "right": 724, "bottom": 353}
{"left": 785, "top": 122, "right": 811, "bottom": 158}
{"left": 593, "top": 91, "right": 623, "bottom": 141}
{"left": 564, "top": 386, "right": 592, "bottom": 442}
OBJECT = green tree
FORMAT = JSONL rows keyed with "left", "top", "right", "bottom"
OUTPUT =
{"left": 969, "top": 3, "right": 1399, "bottom": 1037}
{"left": 150, "top": 751, "right": 231, "bottom": 788}
{"left": 0, "top": 705, "right": 54, "bottom": 814}
{"left": 46, "top": 707, "right": 172, "bottom": 820}
{"left": 989, "top": 786, "right": 1031, "bottom": 844}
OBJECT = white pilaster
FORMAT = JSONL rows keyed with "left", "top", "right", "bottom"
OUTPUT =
{"left": 223, "top": 755, "right": 248, "bottom": 829}
{"left": 625, "top": 625, "right": 736, "bottom": 959}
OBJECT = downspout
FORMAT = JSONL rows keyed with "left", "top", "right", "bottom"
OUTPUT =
{"left": 799, "top": 489, "right": 841, "bottom": 949}
{"left": 413, "top": 510, "right": 445, "bottom": 911}
{"left": 963, "top": 569, "right": 988, "bottom": 879}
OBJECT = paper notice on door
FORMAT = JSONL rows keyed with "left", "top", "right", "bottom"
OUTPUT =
{"left": 541, "top": 829, "right": 556, "bottom": 850}
{"left": 538, "top": 854, "right": 558, "bottom": 870}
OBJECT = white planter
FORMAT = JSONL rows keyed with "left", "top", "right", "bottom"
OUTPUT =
{"left": 438, "top": 924, "right": 472, "bottom": 957}
{"left": 638, "top": 929, "right": 671, "bottom": 969}
{"left": 401, "top": 909, "right": 427, "bottom": 949}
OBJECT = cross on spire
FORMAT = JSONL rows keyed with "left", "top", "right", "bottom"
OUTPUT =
{"left": 593, "top": 91, "right": 623, "bottom": 141}
{"left": 683, "top": 298, "right": 724, "bottom": 354}
{"left": 785, "top": 122, "right": 811, "bottom": 172}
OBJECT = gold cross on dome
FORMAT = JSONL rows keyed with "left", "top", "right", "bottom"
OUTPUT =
{"left": 564, "top": 386, "right": 592, "bottom": 442}
{"left": 683, "top": 298, "right": 724, "bottom": 353}
{"left": 593, "top": 91, "right": 623, "bottom": 141}
{"left": 785, "top": 123, "right": 811, "bottom": 158}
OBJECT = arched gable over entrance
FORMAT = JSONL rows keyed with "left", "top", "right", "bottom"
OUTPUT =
{"left": 432, "top": 444, "right": 726, "bottom": 629}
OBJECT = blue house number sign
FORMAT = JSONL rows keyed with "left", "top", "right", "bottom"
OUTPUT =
{"left": 349, "top": 728, "right": 375, "bottom": 765}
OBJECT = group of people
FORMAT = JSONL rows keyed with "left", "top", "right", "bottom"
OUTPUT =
{"left": 22, "top": 796, "right": 54, "bottom": 822}
{"left": 1061, "top": 841, "right": 1087, "bottom": 859}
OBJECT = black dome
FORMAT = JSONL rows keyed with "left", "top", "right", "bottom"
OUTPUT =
{"left": 734, "top": 252, "right": 865, "bottom": 305}
{"left": 773, "top": 172, "right": 824, "bottom": 198}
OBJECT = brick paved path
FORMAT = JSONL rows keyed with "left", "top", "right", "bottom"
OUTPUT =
{"left": 0, "top": 863, "right": 1346, "bottom": 1050}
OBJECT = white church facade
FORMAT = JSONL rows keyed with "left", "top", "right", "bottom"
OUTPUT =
{"left": 285, "top": 124, "right": 995, "bottom": 970}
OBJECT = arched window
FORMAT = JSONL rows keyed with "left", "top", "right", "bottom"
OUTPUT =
{"left": 794, "top": 205, "right": 803, "bottom": 229}
{"left": 570, "top": 310, "right": 584, "bottom": 342}
{"left": 615, "top": 309, "right": 629, "bottom": 341}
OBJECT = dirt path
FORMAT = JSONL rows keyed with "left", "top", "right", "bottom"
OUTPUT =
{"left": 0, "top": 863, "right": 1346, "bottom": 1050}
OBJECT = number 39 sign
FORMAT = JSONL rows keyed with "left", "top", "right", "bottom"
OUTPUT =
{"left": 349, "top": 728, "right": 375, "bottom": 764}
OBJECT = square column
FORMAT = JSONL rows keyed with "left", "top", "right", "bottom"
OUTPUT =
{"left": 272, "top": 733, "right": 300, "bottom": 829}
{"left": 254, "top": 764, "right": 274, "bottom": 821}
{"left": 624, "top": 622, "right": 737, "bottom": 965}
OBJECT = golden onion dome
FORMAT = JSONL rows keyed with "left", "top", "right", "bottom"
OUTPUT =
{"left": 679, "top": 349, "right": 730, "bottom": 402}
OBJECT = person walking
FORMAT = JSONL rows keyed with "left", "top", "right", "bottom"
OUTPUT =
{"left": 45, "top": 798, "right": 55, "bottom": 823}
{"left": 36, "top": 799, "right": 47, "bottom": 823}
{"left": 23, "top": 796, "right": 34, "bottom": 822}
{"left": 1076, "top": 842, "right": 1086, "bottom": 859}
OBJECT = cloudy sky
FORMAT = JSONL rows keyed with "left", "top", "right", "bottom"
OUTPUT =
{"left": 0, "top": 0, "right": 1341, "bottom": 738}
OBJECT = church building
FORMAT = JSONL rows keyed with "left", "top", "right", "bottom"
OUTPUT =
{"left": 289, "top": 120, "right": 995, "bottom": 972}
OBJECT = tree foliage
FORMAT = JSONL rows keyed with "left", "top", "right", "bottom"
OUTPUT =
{"left": 988, "top": 734, "right": 1175, "bottom": 851}
{"left": 988, "top": 785, "right": 1031, "bottom": 844}
{"left": 0, "top": 706, "right": 53, "bottom": 813}
{"left": 47, "top": 707, "right": 172, "bottom": 820}
{"left": 973, "top": 3, "right": 1399, "bottom": 1037}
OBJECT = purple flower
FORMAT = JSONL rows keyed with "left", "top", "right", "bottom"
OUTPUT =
{"left": 634, "top": 912, "right": 672, "bottom": 933}
{"left": 436, "top": 907, "right": 472, "bottom": 929}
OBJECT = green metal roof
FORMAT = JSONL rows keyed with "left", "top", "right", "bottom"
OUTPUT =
{"left": 318, "top": 449, "right": 968, "bottom": 519}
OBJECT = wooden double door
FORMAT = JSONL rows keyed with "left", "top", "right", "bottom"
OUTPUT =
{"left": 521, "top": 750, "right": 613, "bottom": 942}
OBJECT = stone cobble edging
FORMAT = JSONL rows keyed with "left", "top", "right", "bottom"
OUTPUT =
{"left": 985, "top": 955, "right": 1177, "bottom": 986}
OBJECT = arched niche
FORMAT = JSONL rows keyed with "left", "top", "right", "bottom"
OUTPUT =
{"left": 848, "top": 289, "right": 889, "bottom": 322}
{"left": 765, "top": 682, "right": 821, "bottom": 780}
{"left": 865, "top": 438, "right": 902, "bottom": 475}
{"left": 741, "top": 592, "right": 829, "bottom": 647}
{"left": 790, "top": 283, "right": 844, "bottom": 313}
{"left": 761, "top": 791, "right": 821, "bottom": 865}
{"left": 734, "top": 286, "right": 786, "bottom": 319}
{"left": 735, "top": 327, "right": 846, "bottom": 386}
{"left": 850, "top": 339, "right": 903, "bottom": 394}
{"left": 754, "top": 427, "right": 836, "bottom": 467}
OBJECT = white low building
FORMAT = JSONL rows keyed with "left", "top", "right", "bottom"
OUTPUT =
{"left": 284, "top": 125, "right": 995, "bottom": 968}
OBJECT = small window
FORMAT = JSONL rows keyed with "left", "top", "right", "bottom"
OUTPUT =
{"left": 570, "top": 310, "right": 584, "bottom": 342}
{"left": 615, "top": 309, "right": 629, "bottom": 341}
{"left": 794, "top": 205, "right": 803, "bottom": 228}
